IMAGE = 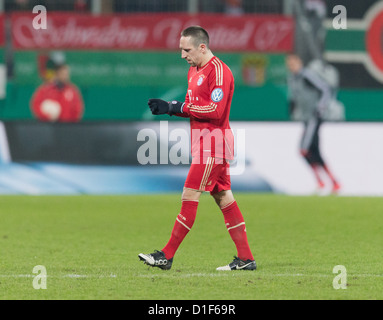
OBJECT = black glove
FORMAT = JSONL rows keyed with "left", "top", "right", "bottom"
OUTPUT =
{"left": 168, "top": 100, "right": 184, "bottom": 115}
{"left": 148, "top": 99, "right": 184, "bottom": 116}
{"left": 148, "top": 99, "right": 169, "bottom": 115}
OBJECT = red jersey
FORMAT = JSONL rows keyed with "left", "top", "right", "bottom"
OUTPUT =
{"left": 30, "top": 81, "right": 84, "bottom": 122}
{"left": 178, "top": 56, "right": 235, "bottom": 161}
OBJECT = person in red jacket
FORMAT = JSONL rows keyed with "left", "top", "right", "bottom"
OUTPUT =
{"left": 30, "top": 64, "right": 84, "bottom": 122}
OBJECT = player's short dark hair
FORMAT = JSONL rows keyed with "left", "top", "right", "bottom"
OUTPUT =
{"left": 181, "top": 26, "right": 209, "bottom": 48}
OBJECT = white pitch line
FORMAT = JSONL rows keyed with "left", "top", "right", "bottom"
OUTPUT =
{"left": 0, "top": 274, "right": 117, "bottom": 279}
{"left": 0, "top": 273, "right": 382, "bottom": 279}
{"left": 135, "top": 272, "right": 383, "bottom": 279}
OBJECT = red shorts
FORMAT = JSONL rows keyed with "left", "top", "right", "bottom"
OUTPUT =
{"left": 184, "top": 156, "right": 231, "bottom": 195}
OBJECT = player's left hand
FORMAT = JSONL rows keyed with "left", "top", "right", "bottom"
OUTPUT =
{"left": 148, "top": 99, "right": 169, "bottom": 115}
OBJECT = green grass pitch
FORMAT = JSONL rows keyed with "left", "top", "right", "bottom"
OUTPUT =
{"left": 0, "top": 194, "right": 382, "bottom": 300}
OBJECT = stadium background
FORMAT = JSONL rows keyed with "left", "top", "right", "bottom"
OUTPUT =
{"left": 0, "top": 0, "right": 382, "bottom": 196}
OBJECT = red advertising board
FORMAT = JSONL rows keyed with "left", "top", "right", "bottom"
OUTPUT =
{"left": 11, "top": 12, "right": 294, "bottom": 52}
{"left": 366, "top": 9, "right": 383, "bottom": 73}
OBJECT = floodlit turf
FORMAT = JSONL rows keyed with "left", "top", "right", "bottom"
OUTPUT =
{"left": 0, "top": 194, "right": 382, "bottom": 300}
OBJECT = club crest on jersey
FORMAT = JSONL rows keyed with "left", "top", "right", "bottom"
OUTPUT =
{"left": 197, "top": 75, "right": 205, "bottom": 86}
{"left": 211, "top": 88, "right": 223, "bottom": 102}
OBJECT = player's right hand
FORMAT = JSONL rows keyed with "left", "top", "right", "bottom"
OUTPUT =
{"left": 148, "top": 99, "right": 169, "bottom": 115}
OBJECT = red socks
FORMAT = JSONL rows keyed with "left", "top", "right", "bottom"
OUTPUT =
{"left": 221, "top": 201, "right": 254, "bottom": 261}
{"left": 312, "top": 164, "right": 340, "bottom": 189}
{"left": 162, "top": 199, "right": 254, "bottom": 262}
{"left": 162, "top": 200, "right": 199, "bottom": 259}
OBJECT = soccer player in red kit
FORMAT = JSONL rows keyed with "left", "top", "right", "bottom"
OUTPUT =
{"left": 139, "top": 26, "right": 256, "bottom": 271}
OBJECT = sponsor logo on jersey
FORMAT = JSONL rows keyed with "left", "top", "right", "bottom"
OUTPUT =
{"left": 197, "top": 75, "right": 204, "bottom": 86}
{"left": 211, "top": 88, "right": 224, "bottom": 102}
